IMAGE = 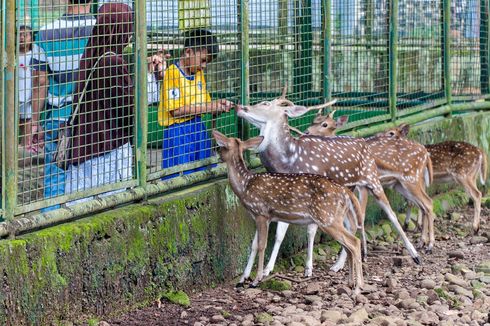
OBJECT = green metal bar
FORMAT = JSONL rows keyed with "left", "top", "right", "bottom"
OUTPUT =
{"left": 389, "top": 0, "right": 398, "bottom": 121}
{"left": 321, "top": 0, "right": 331, "bottom": 102}
{"left": 292, "top": 0, "right": 313, "bottom": 98}
{"left": 3, "top": 0, "right": 17, "bottom": 221}
{"left": 443, "top": 0, "right": 452, "bottom": 104}
{"left": 480, "top": 0, "right": 489, "bottom": 95}
{"left": 0, "top": 0, "right": 4, "bottom": 219}
{"left": 135, "top": 0, "right": 148, "bottom": 189}
{"left": 238, "top": 0, "right": 250, "bottom": 145}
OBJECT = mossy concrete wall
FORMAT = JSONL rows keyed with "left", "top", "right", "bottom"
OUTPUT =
{"left": 0, "top": 112, "right": 489, "bottom": 325}
{"left": 0, "top": 182, "right": 308, "bottom": 325}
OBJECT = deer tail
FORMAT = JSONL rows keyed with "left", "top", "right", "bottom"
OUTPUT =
{"left": 346, "top": 189, "right": 364, "bottom": 230}
{"left": 479, "top": 151, "right": 488, "bottom": 186}
{"left": 424, "top": 155, "right": 434, "bottom": 187}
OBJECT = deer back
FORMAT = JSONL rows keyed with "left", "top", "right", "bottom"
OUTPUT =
{"left": 426, "top": 141, "right": 485, "bottom": 178}
{"left": 365, "top": 135, "right": 430, "bottom": 183}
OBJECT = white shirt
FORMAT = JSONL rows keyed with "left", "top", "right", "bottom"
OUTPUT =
{"left": 18, "top": 51, "right": 33, "bottom": 104}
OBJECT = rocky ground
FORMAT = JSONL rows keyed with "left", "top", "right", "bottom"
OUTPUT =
{"left": 104, "top": 206, "right": 490, "bottom": 326}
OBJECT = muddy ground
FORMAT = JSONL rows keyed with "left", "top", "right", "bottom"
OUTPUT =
{"left": 105, "top": 206, "right": 490, "bottom": 326}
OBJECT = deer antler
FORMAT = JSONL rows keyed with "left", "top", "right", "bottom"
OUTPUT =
{"left": 307, "top": 99, "right": 337, "bottom": 113}
{"left": 327, "top": 109, "right": 337, "bottom": 118}
{"left": 288, "top": 125, "right": 306, "bottom": 136}
{"left": 280, "top": 82, "right": 288, "bottom": 99}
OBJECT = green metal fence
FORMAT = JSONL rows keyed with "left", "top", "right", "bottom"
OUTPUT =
{"left": 1, "top": 0, "right": 490, "bottom": 234}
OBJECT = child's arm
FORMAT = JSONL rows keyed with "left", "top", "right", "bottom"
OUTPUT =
{"left": 170, "top": 99, "right": 234, "bottom": 118}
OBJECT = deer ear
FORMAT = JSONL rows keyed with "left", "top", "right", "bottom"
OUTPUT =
{"left": 284, "top": 105, "right": 309, "bottom": 118}
{"left": 212, "top": 130, "right": 229, "bottom": 148}
{"left": 242, "top": 136, "right": 264, "bottom": 150}
{"left": 398, "top": 123, "right": 410, "bottom": 137}
{"left": 336, "top": 115, "right": 349, "bottom": 128}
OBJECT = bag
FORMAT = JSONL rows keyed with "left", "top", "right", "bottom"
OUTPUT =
{"left": 53, "top": 52, "right": 116, "bottom": 170}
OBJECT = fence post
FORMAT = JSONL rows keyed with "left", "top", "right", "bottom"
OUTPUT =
{"left": 2, "top": 0, "right": 17, "bottom": 221}
{"left": 238, "top": 0, "right": 250, "bottom": 146}
{"left": 480, "top": 0, "right": 489, "bottom": 95}
{"left": 389, "top": 0, "right": 398, "bottom": 121}
{"left": 322, "top": 0, "right": 331, "bottom": 102}
{"left": 134, "top": 0, "right": 148, "bottom": 191}
{"left": 443, "top": 0, "right": 452, "bottom": 105}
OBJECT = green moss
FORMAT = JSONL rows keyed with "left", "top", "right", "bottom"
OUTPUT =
{"left": 160, "top": 290, "right": 190, "bottom": 307}
{"left": 259, "top": 279, "right": 292, "bottom": 291}
{"left": 87, "top": 318, "right": 99, "bottom": 326}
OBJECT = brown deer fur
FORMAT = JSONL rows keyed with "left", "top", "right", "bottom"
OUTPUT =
{"left": 236, "top": 96, "right": 421, "bottom": 268}
{"left": 306, "top": 117, "right": 436, "bottom": 250}
{"left": 212, "top": 130, "right": 364, "bottom": 294}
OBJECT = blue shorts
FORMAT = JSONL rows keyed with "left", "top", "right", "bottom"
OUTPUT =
{"left": 161, "top": 116, "right": 214, "bottom": 180}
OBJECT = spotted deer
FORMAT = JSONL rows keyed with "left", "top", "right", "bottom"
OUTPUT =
{"left": 386, "top": 124, "right": 488, "bottom": 234}
{"left": 212, "top": 130, "right": 364, "bottom": 294}
{"left": 305, "top": 116, "right": 435, "bottom": 256}
{"left": 236, "top": 94, "right": 421, "bottom": 281}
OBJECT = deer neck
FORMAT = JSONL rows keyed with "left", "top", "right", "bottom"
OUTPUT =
{"left": 256, "top": 119, "right": 299, "bottom": 172}
{"left": 225, "top": 154, "right": 253, "bottom": 196}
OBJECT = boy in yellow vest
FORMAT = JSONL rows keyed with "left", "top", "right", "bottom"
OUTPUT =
{"left": 158, "top": 29, "right": 234, "bottom": 179}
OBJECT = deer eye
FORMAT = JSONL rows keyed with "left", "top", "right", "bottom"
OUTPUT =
{"left": 322, "top": 123, "right": 328, "bottom": 128}
{"left": 263, "top": 101, "right": 271, "bottom": 106}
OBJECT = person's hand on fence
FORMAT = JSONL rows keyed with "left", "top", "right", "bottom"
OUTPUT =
{"left": 210, "top": 99, "right": 235, "bottom": 115}
{"left": 148, "top": 50, "right": 171, "bottom": 80}
{"left": 29, "top": 123, "right": 44, "bottom": 149}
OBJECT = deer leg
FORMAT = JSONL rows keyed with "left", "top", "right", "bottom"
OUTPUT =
{"left": 371, "top": 186, "right": 421, "bottom": 264}
{"left": 263, "top": 222, "right": 290, "bottom": 277}
{"left": 251, "top": 216, "right": 270, "bottom": 287}
{"left": 305, "top": 223, "right": 318, "bottom": 277}
{"left": 357, "top": 187, "right": 369, "bottom": 261}
{"left": 456, "top": 175, "right": 482, "bottom": 234}
{"left": 237, "top": 230, "right": 258, "bottom": 287}
{"left": 321, "top": 224, "right": 364, "bottom": 295}
{"left": 330, "top": 216, "right": 352, "bottom": 272}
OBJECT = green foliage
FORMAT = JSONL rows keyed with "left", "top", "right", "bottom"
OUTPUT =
{"left": 160, "top": 290, "right": 190, "bottom": 307}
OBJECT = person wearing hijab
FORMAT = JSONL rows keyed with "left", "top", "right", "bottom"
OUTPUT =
{"left": 65, "top": 3, "right": 164, "bottom": 205}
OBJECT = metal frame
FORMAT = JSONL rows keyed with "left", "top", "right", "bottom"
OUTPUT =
{"left": 2, "top": 0, "right": 490, "bottom": 234}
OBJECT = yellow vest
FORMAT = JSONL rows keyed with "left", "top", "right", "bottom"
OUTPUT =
{"left": 158, "top": 63, "right": 211, "bottom": 127}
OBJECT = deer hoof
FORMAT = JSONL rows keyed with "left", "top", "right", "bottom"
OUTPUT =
{"left": 473, "top": 226, "right": 480, "bottom": 235}
{"left": 235, "top": 282, "right": 245, "bottom": 288}
{"left": 412, "top": 256, "right": 422, "bottom": 265}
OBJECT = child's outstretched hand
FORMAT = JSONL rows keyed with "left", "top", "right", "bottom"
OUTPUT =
{"left": 212, "top": 99, "right": 235, "bottom": 114}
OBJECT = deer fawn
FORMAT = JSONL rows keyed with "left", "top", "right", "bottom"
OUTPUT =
{"left": 386, "top": 124, "right": 488, "bottom": 234}
{"left": 306, "top": 115, "right": 436, "bottom": 256}
{"left": 236, "top": 92, "right": 421, "bottom": 280}
{"left": 212, "top": 130, "right": 364, "bottom": 294}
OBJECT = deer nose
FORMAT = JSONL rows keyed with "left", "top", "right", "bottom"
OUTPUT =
{"left": 236, "top": 105, "right": 248, "bottom": 112}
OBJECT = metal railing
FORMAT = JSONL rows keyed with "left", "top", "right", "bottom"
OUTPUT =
{"left": 1, "top": 0, "right": 490, "bottom": 234}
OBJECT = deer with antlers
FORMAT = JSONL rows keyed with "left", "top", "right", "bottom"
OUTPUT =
{"left": 212, "top": 130, "right": 364, "bottom": 294}
{"left": 384, "top": 124, "right": 488, "bottom": 234}
{"left": 235, "top": 90, "right": 421, "bottom": 283}
{"left": 305, "top": 113, "right": 436, "bottom": 254}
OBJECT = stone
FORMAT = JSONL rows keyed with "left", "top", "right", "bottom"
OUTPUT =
{"left": 450, "top": 264, "right": 466, "bottom": 275}
{"left": 355, "top": 294, "right": 369, "bottom": 304}
{"left": 98, "top": 322, "right": 110, "bottom": 326}
{"left": 469, "top": 236, "right": 488, "bottom": 244}
{"left": 255, "top": 312, "right": 273, "bottom": 323}
{"left": 304, "top": 295, "right": 322, "bottom": 304}
{"left": 476, "top": 261, "right": 490, "bottom": 275}
{"left": 397, "top": 298, "right": 420, "bottom": 310}
{"left": 243, "top": 288, "right": 262, "bottom": 299}
{"left": 420, "top": 279, "right": 436, "bottom": 289}
{"left": 320, "top": 310, "right": 343, "bottom": 323}
{"left": 445, "top": 273, "right": 470, "bottom": 288}
{"left": 370, "top": 315, "right": 399, "bottom": 326}
{"left": 448, "top": 284, "right": 473, "bottom": 299}
{"left": 447, "top": 251, "right": 465, "bottom": 260}
{"left": 480, "top": 276, "right": 490, "bottom": 284}
{"left": 395, "top": 289, "right": 411, "bottom": 300}
{"left": 426, "top": 290, "right": 439, "bottom": 304}
{"left": 305, "top": 282, "right": 322, "bottom": 295}
{"left": 211, "top": 315, "right": 225, "bottom": 322}
{"left": 347, "top": 308, "right": 369, "bottom": 324}
{"left": 361, "top": 283, "right": 378, "bottom": 294}
{"left": 337, "top": 285, "right": 352, "bottom": 296}
{"left": 461, "top": 268, "right": 477, "bottom": 280}
{"left": 181, "top": 311, "right": 189, "bottom": 319}
{"left": 281, "top": 290, "right": 294, "bottom": 298}
{"left": 408, "top": 311, "right": 439, "bottom": 325}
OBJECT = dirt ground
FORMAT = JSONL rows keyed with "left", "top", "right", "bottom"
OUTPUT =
{"left": 105, "top": 206, "right": 490, "bottom": 326}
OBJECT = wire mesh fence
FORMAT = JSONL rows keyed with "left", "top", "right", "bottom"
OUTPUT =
{"left": 1, "top": 0, "right": 490, "bottom": 220}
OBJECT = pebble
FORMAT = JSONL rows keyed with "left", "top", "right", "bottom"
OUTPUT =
{"left": 420, "top": 279, "right": 436, "bottom": 289}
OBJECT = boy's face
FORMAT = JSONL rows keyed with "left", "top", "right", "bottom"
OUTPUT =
{"left": 19, "top": 28, "right": 32, "bottom": 53}
{"left": 184, "top": 48, "right": 211, "bottom": 75}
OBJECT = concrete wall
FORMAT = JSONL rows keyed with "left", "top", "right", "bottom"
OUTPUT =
{"left": 0, "top": 112, "right": 488, "bottom": 325}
